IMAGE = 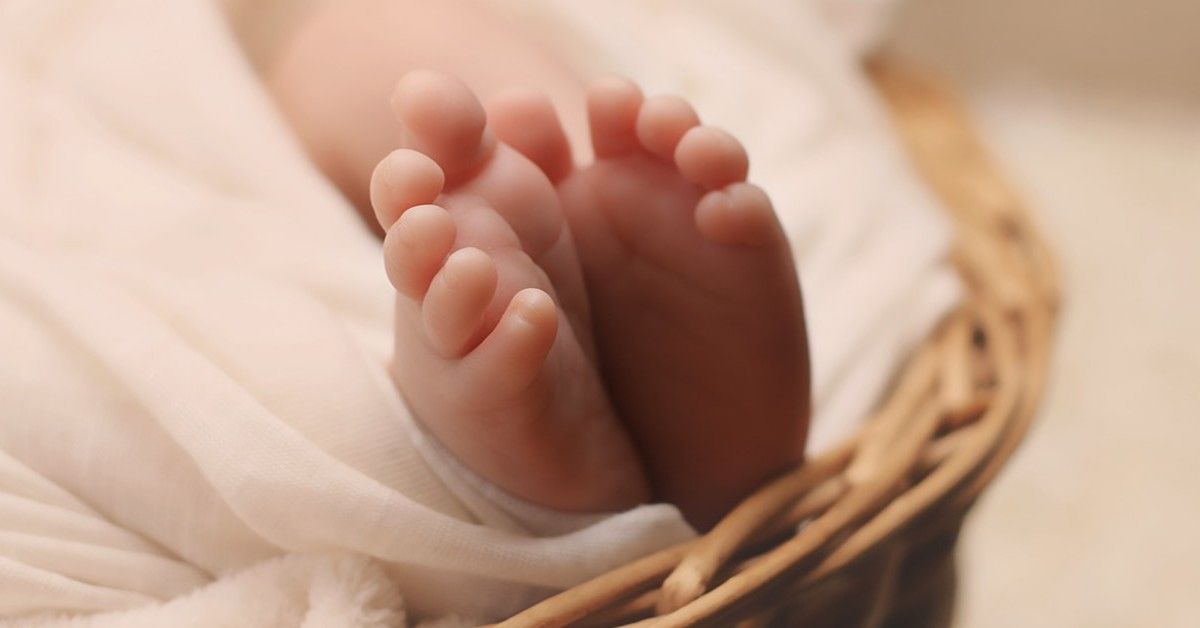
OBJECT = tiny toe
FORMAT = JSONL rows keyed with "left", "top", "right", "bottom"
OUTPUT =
{"left": 461, "top": 288, "right": 558, "bottom": 402}
{"left": 695, "top": 183, "right": 782, "bottom": 247}
{"left": 636, "top": 95, "right": 701, "bottom": 161}
{"left": 392, "top": 70, "right": 495, "bottom": 182}
{"left": 675, "top": 126, "right": 750, "bottom": 189}
{"left": 382, "top": 204, "right": 456, "bottom": 298}
{"left": 421, "top": 248, "right": 499, "bottom": 357}
{"left": 586, "top": 77, "right": 644, "bottom": 158}
{"left": 487, "top": 89, "right": 574, "bottom": 182}
{"left": 370, "top": 149, "right": 446, "bottom": 229}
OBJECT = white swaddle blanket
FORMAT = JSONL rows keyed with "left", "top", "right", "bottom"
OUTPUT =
{"left": 0, "top": 0, "right": 957, "bottom": 625}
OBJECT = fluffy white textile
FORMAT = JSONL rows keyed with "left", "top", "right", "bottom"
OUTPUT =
{"left": 0, "top": 0, "right": 954, "bottom": 624}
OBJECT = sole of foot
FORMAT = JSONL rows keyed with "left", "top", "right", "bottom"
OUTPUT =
{"left": 491, "top": 77, "right": 811, "bottom": 529}
{"left": 371, "top": 71, "right": 648, "bottom": 512}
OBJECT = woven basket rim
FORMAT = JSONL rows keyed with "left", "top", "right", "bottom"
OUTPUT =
{"left": 495, "top": 56, "right": 1060, "bottom": 628}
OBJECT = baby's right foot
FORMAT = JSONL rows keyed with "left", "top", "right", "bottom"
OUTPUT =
{"left": 372, "top": 72, "right": 647, "bottom": 512}
{"left": 491, "top": 80, "right": 812, "bottom": 529}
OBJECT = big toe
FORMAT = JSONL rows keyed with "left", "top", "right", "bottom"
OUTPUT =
{"left": 586, "top": 77, "right": 644, "bottom": 159}
{"left": 392, "top": 71, "right": 495, "bottom": 183}
{"left": 487, "top": 89, "right": 575, "bottom": 183}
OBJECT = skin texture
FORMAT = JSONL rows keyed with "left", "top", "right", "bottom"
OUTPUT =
{"left": 558, "top": 81, "right": 810, "bottom": 528}
{"left": 375, "top": 73, "right": 645, "bottom": 512}
{"left": 267, "top": 0, "right": 588, "bottom": 227}
{"left": 269, "top": 4, "right": 811, "bottom": 529}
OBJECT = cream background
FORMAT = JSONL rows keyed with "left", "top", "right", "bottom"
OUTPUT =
{"left": 886, "top": 1, "right": 1200, "bottom": 626}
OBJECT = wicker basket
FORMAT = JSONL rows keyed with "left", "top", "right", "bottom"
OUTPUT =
{"left": 493, "top": 57, "right": 1060, "bottom": 628}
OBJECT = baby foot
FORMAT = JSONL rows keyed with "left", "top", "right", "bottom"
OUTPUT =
{"left": 492, "top": 80, "right": 811, "bottom": 528}
{"left": 371, "top": 72, "right": 647, "bottom": 512}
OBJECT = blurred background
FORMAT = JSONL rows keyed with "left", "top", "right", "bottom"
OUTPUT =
{"left": 884, "top": 1, "right": 1200, "bottom": 626}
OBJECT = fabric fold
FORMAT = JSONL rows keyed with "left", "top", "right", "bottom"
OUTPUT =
{"left": 1, "top": 0, "right": 956, "bottom": 624}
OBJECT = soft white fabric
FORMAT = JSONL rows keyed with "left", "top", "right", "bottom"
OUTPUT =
{"left": 5, "top": 553, "right": 407, "bottom": 628}
{"left": 810, "top": 0, "right": 904, "bottom": 54}
{"left": 0, "top": 0, "right": 957, "bottom": 625}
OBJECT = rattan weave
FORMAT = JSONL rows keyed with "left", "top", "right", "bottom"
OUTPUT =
{"left": 495, "top": 57, "right": 1059, "bottom": 628}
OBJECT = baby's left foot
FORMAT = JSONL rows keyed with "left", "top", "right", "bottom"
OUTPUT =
{"left": 372, "top": 72, "right": 647, "bottom": 512}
